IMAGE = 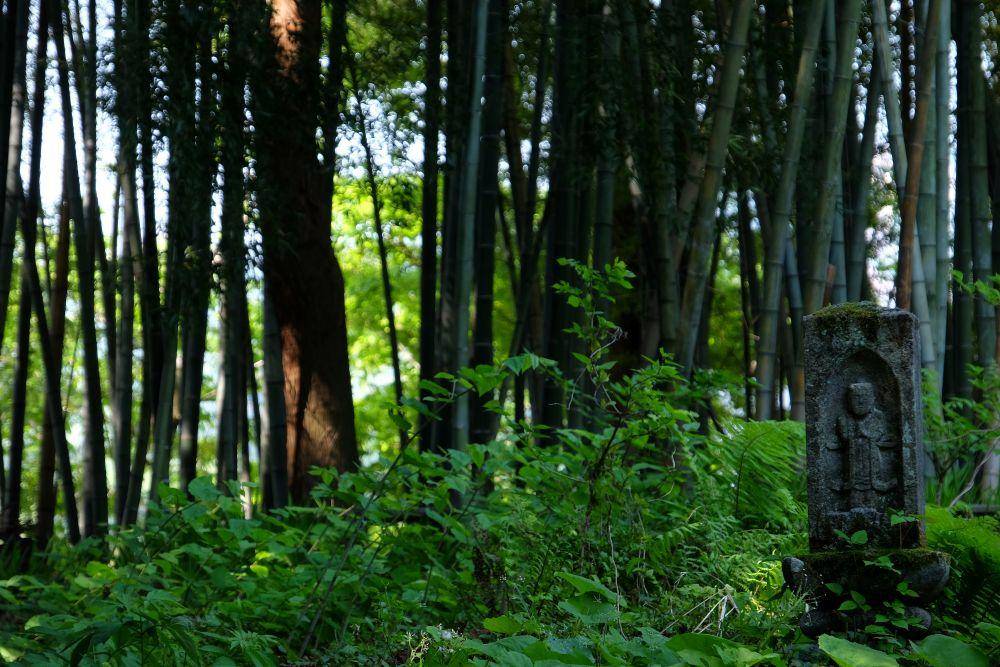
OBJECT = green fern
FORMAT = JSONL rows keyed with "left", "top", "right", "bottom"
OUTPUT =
{"left": 697, "top": 420, "right": 807, "bottom": 529}
{"left": 926, "top": 506, "right": 1000, "bottom": 626}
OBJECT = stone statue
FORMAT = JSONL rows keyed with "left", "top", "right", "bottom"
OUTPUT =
{"left": 782, "top": 303, "right": 949, "bottom": 639}
{"left": 803, "top": 305, "right": 920, "bottom": 550}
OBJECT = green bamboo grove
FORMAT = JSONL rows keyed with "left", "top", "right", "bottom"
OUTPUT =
{"left": 0, "top": 0, "right": 997, "bottom": 558}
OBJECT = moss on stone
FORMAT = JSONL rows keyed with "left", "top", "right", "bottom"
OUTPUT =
{"left": 802, "top": 547, "right": 946, "bottom": 571}
{"left": 809, "top": 301, "right": 885, "bottom": 321}
{"left": 797, "top": 548, "right": 950, "bottom": 602}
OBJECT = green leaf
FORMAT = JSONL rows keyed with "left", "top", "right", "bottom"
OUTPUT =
{"left": 468, "top": 444, "right": 485, "bottom": 468}
{"left": 158, "top": 484, "right": 188, "bottom": 506}
{"left": 558, "top": 595, "right": 618, "bottom": 625}
{"left": 973, "top": 622, "right": 1000, "bottom": 642}
{"left": 555, "top": 571, "right": 619, "bottom": 603}
{"left": 388, "top": 409, "right": 411, "bottom": 432}
{"left": 817, "top": 635, "right": 897, "bottom": 667}
{"left": 911, "top": 635, "right": 990, "bottom": 667}
{"left": 676, "top": 648, "right": 721, "bottom": 667}
{"left": 522, "top": 637, "right": 594, "bottom": 664}
{"left": 715, "top": 644, "right": 780, "bottom": 666}
{"left": 665, "top": 633, "right": 739, "bottom": 657}
{"left": 418, "top": 379, "right": 450, "bottom": 396}
{"left": 864, "top": 556, "right": 896, "bottom": 571}
{"left": 188, "top": 476, "right": 219, "bottom": 501}
{"left": 482, "top": 615, "right": 522, "bottom": 635}
{"left": 850, "top": 530, "right": 869, "bottom": 545}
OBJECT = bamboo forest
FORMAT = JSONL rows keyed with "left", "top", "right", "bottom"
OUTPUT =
{"left": 1, "top": 0, "right": 1000, "bottom": 663}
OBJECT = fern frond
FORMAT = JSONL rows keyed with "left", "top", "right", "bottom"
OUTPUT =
{"left": 927, "top": 506, "right": 1000, "bottom": 625}
{"left": 696, "top": 420, "right": 806, "bottom": 529}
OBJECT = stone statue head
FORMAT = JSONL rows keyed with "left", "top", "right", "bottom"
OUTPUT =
{"left": 847, "top": 382, "right": 875, "bottom": 416}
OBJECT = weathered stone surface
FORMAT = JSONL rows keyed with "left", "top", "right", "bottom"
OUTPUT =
{"left": 784, "top": 303, "right": 950, "bottom": 640}
{"left": 782, "top": 549, "right": 951, "bottom": 602}
{"left": 782, "top": 550, "right": 950, "bottom": 638}
{"left": 803, "top": 303, "right": 925, "bottom": 550}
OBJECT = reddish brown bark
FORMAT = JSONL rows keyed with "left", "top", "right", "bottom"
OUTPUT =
{"left": 255, "top": 0, "right": 358, "bottom": 502}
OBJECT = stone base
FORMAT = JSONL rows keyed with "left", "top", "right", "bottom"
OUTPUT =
{"left": 782, "top": 548, "right": 950, "bottom": 638}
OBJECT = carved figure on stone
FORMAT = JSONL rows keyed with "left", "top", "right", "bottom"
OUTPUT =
{"left": 834, "top": 382, "right": 898, "bottom": 510}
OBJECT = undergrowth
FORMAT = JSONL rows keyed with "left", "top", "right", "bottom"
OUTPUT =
{"left": 0, "top": 261, "right": 996, "bottom": 665}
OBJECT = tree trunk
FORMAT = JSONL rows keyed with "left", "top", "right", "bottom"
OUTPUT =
{"left": 619, "top": 3, "right": 675, "bottom": 354}
{"left": 116, "top": 0, "right": 159, "bottom": 525}
{"left": 217, "top": 7, "right": 248, "bottom": 486}
{"left": 320, "top": 0, "right": 347, "bottom": 207}
{"left": 676, "top": 0, "right": 753, "bottom": 373}
{"left": 934, "top": 0, "right": 951, "bottom": 375}
{"left": 261, "top": 287, "right": 289, "bottom": 509}
{"left": 36, "top": 198, "right": 70, "bottom": 546}
{"left": 149, "top": 0, "right": 199, "bottom": 504}
{"left": 447, "top": 0, "right": 489, "bottom": 451}
{"left": 694, "top": 228, "right": 723, "bottom": 370}
{"left": 149, "top": 283, "right": 180, "bottom": 502}
{"left": 248, "top": 341, "right": 265, "bottom": 503}
{"left": 539, "top": 0, "right": 582, "bottom": 431}
{"left": 874, "top": 0, "right": 937, "bottom": 369}
{"left": 755, "top": 0, "right": 826, "bottom": 420}
{"left": 50, "top": 0, "right": 107, "bottom": 535}
{"left": 418, "top": 0, "right": 441, "bottom": 449}
{"left": 1, "top": 288, "right": 30, "bottom": 534}
{"left": 964, "top": 1, "right": 995, "bottom": 369}
{"left": 592, "top": 1, "right": 619, "bottom": 281}
{"left": 952, "top": 3, "right": 972, "bottom": 400}
{"left": 470, "top": 0, "right": 506, "bottom": 446}
{"left": 829, "top": 173, "right": 847, "bottom": 304}
{"left": 0, "top": 0, "right": 28, "bottom": 354}
{"left": 0, "top": 0, "right": 13, "bottom": 193}
{"left": 785, "top": 238, "right": 806, "bottom": 419}
{"left": 916, "top": 2, "right": 938, "bottom": 342}
{"left": 801, "top": 0, "right": 862, "bottom": 315}
{"left": 21, "top": 0, "right": 79, "bottom": 542}
{"left": 737, "top": 188, "right": 759, "bottom": 417}
{"left": 178, "top": 31, "right": 216, "bottom": 492}
{"left": 66, "top": 0, "right": 114, "bottom": 394}
{"left": 112, "top": 202, "right": 135, "bottom": 521}
{"left": 500, "top": 43, "right": 548, "bottom": 424}
{"left": 111, "top": 0, "right": 142, "bottom": 524}
{"left": 136, "top": 0, "right": 163, "bottom": 466}
{"left": 434, "top": 0, "right": 474, "bottom": 452}
{"left": 872, "top": 0, "right": 907, "bottom": 194}
{"left": 236, "top": 315, "right": 252, "bottom": 515}
{"left": 254, "top": 0, "right": 359, "bottom": 501}
{"left": 894, "top": 0, "right": 941, "bottom": 315}
{"left": 847, "top": 59, "right": 880, "bottom": 302}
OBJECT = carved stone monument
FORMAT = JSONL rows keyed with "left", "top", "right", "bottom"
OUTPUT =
{"left": 783, "top": 303, "right": 949, "bottom": 638}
